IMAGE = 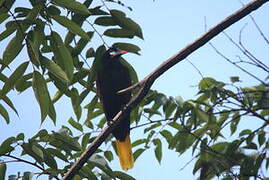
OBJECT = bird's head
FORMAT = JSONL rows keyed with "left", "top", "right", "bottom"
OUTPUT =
{"left": 106, "top": 47, "right": 128, "bottom": 59}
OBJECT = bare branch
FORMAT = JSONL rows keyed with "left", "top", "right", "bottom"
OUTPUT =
{"left": 62, "top": 0, "right": 269, "bottom": 179}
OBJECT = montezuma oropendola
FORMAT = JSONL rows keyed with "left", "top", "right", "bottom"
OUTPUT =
{"left": 96, "top": 47, "right": 133, "bottom": 170}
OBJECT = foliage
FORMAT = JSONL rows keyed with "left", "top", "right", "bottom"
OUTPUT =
{"left": 0, "top": 0, "right": 268, "bottom": 180}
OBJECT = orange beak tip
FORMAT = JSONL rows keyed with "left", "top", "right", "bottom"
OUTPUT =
{"left": 121, "top": 50, "right": 128, "bottom": 54}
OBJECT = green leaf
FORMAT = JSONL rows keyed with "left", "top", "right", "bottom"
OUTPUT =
{"left": 0, "top": 0, "right": 15, "bottom": 14}
{"left": 133, "top": 148, "right": 145, "bottom": 161}
{"left": 89, "top": 6, "right": 108, "bottom": 16}
{"left": 230, "top": 112, "right": 240, "bottom": 135}
{"left": 0, "top": 104, "right": 9, "bottom": 124}
{"left": 198, "top": 77, "right": 217, "bottom": 90}
{"left": 113, "top": 171, "right": 135, "bottom": 180}
{"left": 230, "top": 76, "right": 240, "bottom": 83}
{"left": 50, "top": 31, "right": 74, "bottom": 80}
{"left": 72, "top": 31, "right": 94, "bottom": 56}
{"left": 103, "top": 28, "right": 134, "bottom": 38}
{"left": 163, "top": 98, "right": 177, "bottom": 119}
{"left": 81, "top": 133, "right": 91, "bottom": 149}
{"left": 26, "top": 32, "right": 40, "bottom": 67}
{"left": 46, "top": 148, "right": 68, "bottom": 162}
{"left": 1, "top": 62, "right": 29, "bottom": 95}
{"left": 71, "top": 88, "right": 82, "bottom": 120}
{"left": 94, "top": 16, "right": 117, "bottom": 26}
{"left": 41, "top": 56, "right": 69, "bottom": 84}
{"left": 15, "top": 73, "right": 32, "bottom": 92}
{"left": 2, "top": 95, "right": 18, "bottom": 116}
{"left": 32, "top": 71, "right": 51, "bottom": 122}
{"left": 22, "top": 143, "right": 44, "bottom": 163}
{"left": 43, "top": 150, "right": 58, "bottom": 169}
{"left": 68, "top": 117, "right": 83, "bottom": 132}
{"left": 0, "top": 163, "right": 6, "bottom": 180}
{"left": 153, "top": 139, "right": 162, "bottom": 163}
{"left": 51, "top": 0, "right": 90, "bottom": 15}
{"left": 52, "top": 15, "right": 90, "bottom": 40}
{"left": 195, "top": 108, "right": 209, "bottom": 123}
{"left": 97, "top": 116, "right": 106, "bottom": 129}
{"left": 86, "top": 95, "right": 100, "bottom": 118}
{"left": 0, "top": 137, "right": 15, "bottom": 155}
{"left": 86, "top": 48, "right": 95, "bottom": 58}
{"left": 258, "top": 131, "right": 266, "bottom": 146}
{"left": 239, "top": 129, "right": 252, "bottom": 137}
{"left": 132, "top": 139, "right": 147, "bottom": 147}
{"left": 0, "top": 13, "right": 9, "bottom": 23}
{"left": 53, "top": 132, "right": 81, "bottom": 151}
{"left": 89, "top": 160, "right": 113, "bottom": 178}
{"left": 0, "top": 26, "right": 16, "bottom": 41}
{"left": 47, "top": 5, "right": 61, "bottom": 15}
{"left": 112, "top": 42, "right": 141, "bottom": 55}
{"left": 16, "top": 133, "right": 25, "bottom": 141}
{"left": 48, "top": 98, "right": 57, "bottom": 124}
{"left": 143, "top": 108, "right": 162, "bottom": 116}
{"left": 144, "top": 122, "right": 161, "bottom": 133}
{"left": 160, "top": 130, "right": 173, "bottom": 144}
{"left": 104, "top": 151, "right": 113, "bottom": 162}
{"left": 110, "top": 9, "right": 143, "bottom": 39}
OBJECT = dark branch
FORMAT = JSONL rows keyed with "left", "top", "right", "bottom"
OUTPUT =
{"left": 62, "top": 0, "right": 269, "bottom": 179}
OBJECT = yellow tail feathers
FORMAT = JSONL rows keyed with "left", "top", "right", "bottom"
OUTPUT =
{"left": 116, "top": 136, "right": 134, "bottom": 170}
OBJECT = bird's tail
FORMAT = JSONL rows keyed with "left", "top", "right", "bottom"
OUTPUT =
{"left": 116, "top": 135, "right": 134, "bottom": 170}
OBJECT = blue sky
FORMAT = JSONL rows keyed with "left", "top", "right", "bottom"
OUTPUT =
{"left": 1, "top": 0, "right": 269, "bottom": 179}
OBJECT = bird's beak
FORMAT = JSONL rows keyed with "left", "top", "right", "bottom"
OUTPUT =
{"left": 120, "top": 50, "right": 128, "bottom": 55}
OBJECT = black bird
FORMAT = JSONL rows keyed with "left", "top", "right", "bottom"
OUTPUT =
{"left": 96, "top": 47, "right": 134, "bottom": 170}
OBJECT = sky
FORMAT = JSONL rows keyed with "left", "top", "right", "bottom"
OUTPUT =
{"left": 0, "top": 0, "right": 269, "bottom": 179}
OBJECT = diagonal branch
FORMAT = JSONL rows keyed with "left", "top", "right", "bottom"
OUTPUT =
{"left": 62, "top": 0, "right": 269, "bottom": 179}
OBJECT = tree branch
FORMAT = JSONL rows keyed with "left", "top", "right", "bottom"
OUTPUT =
{"left": 62, "top": 0, "right": 269, "bottom": 179}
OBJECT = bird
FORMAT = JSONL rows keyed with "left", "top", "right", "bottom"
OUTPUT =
{"left": 95, "top": 47, "right": 134, "bottom": 170}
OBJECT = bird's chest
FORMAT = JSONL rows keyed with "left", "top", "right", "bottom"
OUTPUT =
{"left": 97, "top": 63, "right": 129, "bottom": 97}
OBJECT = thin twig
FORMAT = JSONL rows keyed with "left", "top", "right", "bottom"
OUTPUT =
{"left": 4, "top": 154, "right": 44, "bottom": 171}
{"left": 209, "top": 42, "right": 266, "bottom": 85}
